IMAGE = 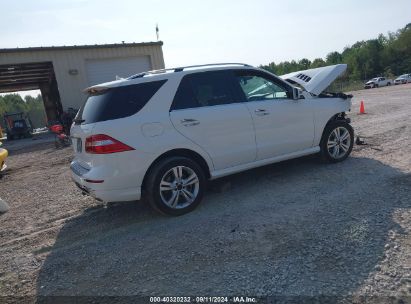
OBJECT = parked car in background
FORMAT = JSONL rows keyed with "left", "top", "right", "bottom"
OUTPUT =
{"left": 71, "top": 63, "right": 354, "bottom": 216}
{"left": 394, "top": 74, "right": 411, "bottom": 85}
{"left": 364, "top": 77, "right": 392, "bottom": 89}
{"left": 0, "top": 142, "right": 8, "bottom": 173}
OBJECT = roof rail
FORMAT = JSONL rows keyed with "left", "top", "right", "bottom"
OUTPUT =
{"left": 173, "top": 63, "right": 252, "bottom": 72}
{"left": 128, "top": 63, "right": 252, "bottom": 79}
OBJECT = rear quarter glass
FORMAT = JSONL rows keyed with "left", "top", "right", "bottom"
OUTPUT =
{"left": 78, "top": 80, "right": 167, "bottom": 124}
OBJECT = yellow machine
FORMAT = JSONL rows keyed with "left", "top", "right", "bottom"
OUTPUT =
{"left": 0, "top": 142, "right": 7, "bottom": 172}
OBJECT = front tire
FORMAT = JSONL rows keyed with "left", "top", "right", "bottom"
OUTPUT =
{"left": 320, "top": 121, "right": 354, "bottom": 163}
{"left": 145, "top": 157, "right": 206, "bottom": 216}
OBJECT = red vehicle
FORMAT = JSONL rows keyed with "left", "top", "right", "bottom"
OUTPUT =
{"left": 50, "top": 124, "right": 71, "bottom": 148}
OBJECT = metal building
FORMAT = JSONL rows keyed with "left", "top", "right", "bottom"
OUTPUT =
{"left": 0, "top": 42, "right": 165, "bottom": 121}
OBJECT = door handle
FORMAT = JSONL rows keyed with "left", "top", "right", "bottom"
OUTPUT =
{"left": 255, "top": 109, "right": 269, "bottom": 116}
{"left": 181, "top": 118, "right": 200, "bottom": 126}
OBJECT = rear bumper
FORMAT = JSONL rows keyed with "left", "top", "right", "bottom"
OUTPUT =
{"left": 73, "top": 178, "right": 141, "bottom": 202}
{"left": 70, "top": 161, "right": 142, "bottom": 202}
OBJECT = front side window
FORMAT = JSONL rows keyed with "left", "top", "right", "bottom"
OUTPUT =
{"left": 235, "top": 72, "right": 289, "bottom": 101}
{"left": 171, "top": 71, "right": 237, "bottom": 110}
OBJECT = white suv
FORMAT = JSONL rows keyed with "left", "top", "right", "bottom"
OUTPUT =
{"left": 71, "top": 63, "right": 354, "bottom": 215}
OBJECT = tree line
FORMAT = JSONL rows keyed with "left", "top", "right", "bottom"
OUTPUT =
{"left": 0, "top": 93, "right": 46, "bottom": 130}
{"left": 261, "top": 23, "right": 411, "bottom": 83}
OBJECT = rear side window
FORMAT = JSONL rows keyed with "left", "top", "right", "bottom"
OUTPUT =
{"left": 171, "top": 71, "right": 237, "bottom": 110}
{"left": 77, "top": 80, "right": 166, "bottom": 124}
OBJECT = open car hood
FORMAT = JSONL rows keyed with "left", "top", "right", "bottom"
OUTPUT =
{"left": 280, "top": 64, "right": 347, "bottom": 95}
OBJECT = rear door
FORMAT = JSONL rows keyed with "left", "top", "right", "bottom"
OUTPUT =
{"left": 233, "top": 70, "right": 314, "bottom": 160}
{"left": 169, "top": 70, "right": 256, "bottom": 170}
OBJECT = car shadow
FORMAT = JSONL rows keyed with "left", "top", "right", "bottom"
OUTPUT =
{"left": 35, "top": 155, "right": 410, "bottom": 302}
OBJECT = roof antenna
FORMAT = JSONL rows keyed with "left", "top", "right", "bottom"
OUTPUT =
{"left": 156, "top": 23, "right": 159, "bottom": 41}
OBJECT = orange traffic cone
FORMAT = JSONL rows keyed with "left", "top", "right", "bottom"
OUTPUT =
{"left": 359, "top": 101, "right": 366, "bottom": 114}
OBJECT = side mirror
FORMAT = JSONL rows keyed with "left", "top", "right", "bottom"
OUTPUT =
{"left": 293, "top": 87, "right": 303, "bottom": 100}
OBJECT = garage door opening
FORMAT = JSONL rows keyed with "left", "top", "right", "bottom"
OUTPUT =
{"left": 0, "top": 62, "right": 63, "bottom": 124}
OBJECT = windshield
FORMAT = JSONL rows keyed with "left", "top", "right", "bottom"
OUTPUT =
{"left": 398, "top": 74, "right": 408, "bottom": 78}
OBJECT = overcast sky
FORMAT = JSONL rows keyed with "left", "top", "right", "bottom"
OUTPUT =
{"left": 1, "top": 0, "right": 410, "bottom": 69}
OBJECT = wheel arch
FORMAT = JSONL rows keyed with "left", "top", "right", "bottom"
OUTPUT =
{"left": 318, "top": 112, "right": 351, "bottom": 143}
{"left": 325, "top": 112, "right": 350, "bottom": 126}
{"left": 142, "top": 148, "right": 212, "bottom": 190}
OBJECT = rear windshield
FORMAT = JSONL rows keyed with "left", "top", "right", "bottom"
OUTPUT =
{"left": 76, "top": 80, "right": 167, "bottom": 124}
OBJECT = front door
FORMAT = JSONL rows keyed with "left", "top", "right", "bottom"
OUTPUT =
{"left": 234, "top": 70, "right": 315, "bottom": 160}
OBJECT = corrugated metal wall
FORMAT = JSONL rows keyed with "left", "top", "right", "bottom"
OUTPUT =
{"left": 0, "top": 43, "right": 165, "bottom": 110}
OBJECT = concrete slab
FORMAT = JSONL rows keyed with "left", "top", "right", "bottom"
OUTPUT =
{"left": 1, "top": 131, "right": 55, "bottom": 154}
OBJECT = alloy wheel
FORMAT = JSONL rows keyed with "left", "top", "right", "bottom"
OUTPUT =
{"left": 327, "top": 127, "right": 351, "bottom": 159}
{"left": 159, "top": 166, "right": 200, "bottom": 209}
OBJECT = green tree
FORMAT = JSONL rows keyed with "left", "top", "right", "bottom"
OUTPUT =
{"left": 326, "top": 52, "right": 342, "bottom": 65}
{"left": 260, "top": 23, "right": 411, "bottom": 87}
{"left": 311, "top": 58, "right": 326, "bottom": 68}
{"left": 298, "top": 58, "right": 311, "bottom": 69}
{"left": 0, "top": 94, "right": 46, "bottom": 129}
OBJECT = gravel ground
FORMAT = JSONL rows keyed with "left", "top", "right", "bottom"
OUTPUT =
{"left": 0, "top": 84, "right": 410, "bottom": 303}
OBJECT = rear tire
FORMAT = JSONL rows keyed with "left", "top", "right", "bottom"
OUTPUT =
{"left": 320, "top": 121, "right": 354, "bottom": 163}
{"left": 145, "top": 157, "right": 206, "bottom": 216}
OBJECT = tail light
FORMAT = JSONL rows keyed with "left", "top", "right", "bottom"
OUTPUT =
{"left": 85, "top": 134, "right": 134, "bottom": 154}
